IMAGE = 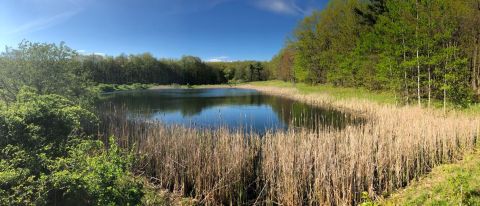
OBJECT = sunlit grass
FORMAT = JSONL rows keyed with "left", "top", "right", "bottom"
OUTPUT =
{"left": 248, "top": 80, "right": 397, "bottom": 104}
{"left": 93, "top": 83, "right": 157, "bottom": 93}
{"left": 249, "top": 80, "right": 480, "bottom": 116}
{"left": 381, "top": 147, "right": 480, "bottom": 205}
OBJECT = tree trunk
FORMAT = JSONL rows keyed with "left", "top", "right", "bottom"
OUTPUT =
{"left": 403, "top": 37, "right": 409, "bottom": 104}
{"left": 477, "top": 32, "right": 480, "bottom": 95}
{"left": 428, "top": 66, "right": 432, "bottom": 108}
{"left": 416, "top": 0, "right": 421, "bottom": 107}
{"left": 417, "top": 48, "right": 421, "bottom": 107}
{"left": 474, "top": 35, "right": 479, "bottom": 95}
{"left": 472, "top": 39, "right": 477, "bottom": 91}
{"left": 444, "top": 43, "right": 450, "bottom": 116}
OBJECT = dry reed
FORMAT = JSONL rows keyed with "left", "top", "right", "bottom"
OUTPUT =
{"left": 99, "top": 85, "right": 480, "bottom": 205}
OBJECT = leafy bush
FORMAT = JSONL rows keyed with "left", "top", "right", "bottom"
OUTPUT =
{"left": 0, "top": 87, "right": 98, "bottom": 157}
{"left": 48, "top": 138, "right": 144, "bottom": 206}
{"left": 93, "top": 83, "right": 153, "bottom": 93}
{"left": 0, "top": 89, "right": 146, "bottom": 205}
{"left": 0, "top": 138, "right": 144, "bottom": 206}
{"left": 96, "top": 84, "right": 118, "bottom": 93}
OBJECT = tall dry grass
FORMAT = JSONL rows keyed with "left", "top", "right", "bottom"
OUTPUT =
{"left": 101, "top": 111, "right": 261, "bottom": 205}
{"left": 99, "top": 85, "right": 480, "bottom": 205}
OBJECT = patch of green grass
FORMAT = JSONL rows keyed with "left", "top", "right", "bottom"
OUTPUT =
{"left": 93, "top": 83, "right": 156, "bottom": 93}
{"left": 381, "top": 148, "right": 480, "bottom": 206}
{"left": 248, "top": 80, "right": 397, "bottom": 104}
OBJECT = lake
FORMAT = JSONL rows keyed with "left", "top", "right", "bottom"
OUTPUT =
{"left": 100, "top": 88, "right": 360, "bottom": 134}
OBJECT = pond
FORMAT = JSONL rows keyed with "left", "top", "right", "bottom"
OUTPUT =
{"left": 99, "top": 88, "right": 360, "bottom": 134}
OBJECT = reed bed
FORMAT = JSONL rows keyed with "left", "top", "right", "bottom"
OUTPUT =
{"left": 101, "top": 110, "right": 262, "bottom": 205}
{"left": 99, "top": 85, "right": 480, "bottom": 205}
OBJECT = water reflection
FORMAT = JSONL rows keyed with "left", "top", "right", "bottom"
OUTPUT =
{"left": 99, "top": 88, "right": 362, "bottom": 133}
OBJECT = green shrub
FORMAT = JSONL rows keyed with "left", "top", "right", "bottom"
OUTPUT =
{"left": 0, "top": 87, "right": 98, "bottom": 157}
{"left": 0, "top": 89, "right": 145, "bottom": 205}
{"left": 48, "top": 137, "right": 143, "bottom": 206}
{"left": 96, "top": 84, "right": 118, "bottom": 93}
{"left": 0, "top": 138, "right": 144, "bottom": 206}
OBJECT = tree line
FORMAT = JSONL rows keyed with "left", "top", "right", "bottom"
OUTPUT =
{"left": 81, "top": 52, "right": 269, "bottom": 86}
{"left": 270, "top": 0, "right": 480, "bottom": 107}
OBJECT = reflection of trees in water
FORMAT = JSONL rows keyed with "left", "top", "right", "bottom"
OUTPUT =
{"left": 261, "top": 96, "right": 363, "bottom": 130}
{"left": 98, "top": 92, "right": 268, "bottom": 117}
{"left": 98, "top": 89, "right": 363, "bottom": 131}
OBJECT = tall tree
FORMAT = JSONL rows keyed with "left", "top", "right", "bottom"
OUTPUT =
{"left": 0, "top": 41, "right": 90, "bottom": 102}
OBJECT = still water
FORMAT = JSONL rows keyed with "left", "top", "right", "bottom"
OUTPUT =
{"left": 100, "top": 88, "right": 359, "bottom": 133}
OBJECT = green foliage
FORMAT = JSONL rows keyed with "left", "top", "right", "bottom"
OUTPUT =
{"left": 359, "top": 192, "right": 379, "bottom": 206}
{"left": 0, "top": 138, "right": 144, "bottom": 206}
{"left": 0, "top": 90, "right": 146, "bottom": 205}
{"left": 208, "top": 61, "right": 269, "bottom": 82}
{"left": 267, "top": 44, "right": 295, "bottom": 81}
{"left": 83, "top": 53, "right": 227, "bottom": 85}
{"left": 48, "top": 137, "right": 143, "bottom": 206}
{"left": 0, "top": 41, "right": 92, "bottom": 103}
{"left": 271, "top": 0, "right": 480, "bottom": 107}
{"left": 0, "top": 88, "right": 98, "bottom": 157}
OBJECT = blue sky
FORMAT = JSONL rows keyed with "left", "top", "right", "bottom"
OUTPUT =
{"left": 0, "top": 0, "right": 327, "bottom": 61}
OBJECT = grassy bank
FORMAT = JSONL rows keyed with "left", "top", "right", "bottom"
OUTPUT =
{"left": 381, "top": 148, "right": 480, "bottom": 205}
{"left": 249, "top": 80, "right": 480, "bottom": 114}
{"left": 248, "top": 80, "right": 397, "bottom": 104}
{"left": 100, "top": 83, "right": 479, "bottom": 205}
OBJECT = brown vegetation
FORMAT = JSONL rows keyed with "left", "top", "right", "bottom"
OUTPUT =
{"left": 100, "top": 85, "right": 480, "bottom": 205}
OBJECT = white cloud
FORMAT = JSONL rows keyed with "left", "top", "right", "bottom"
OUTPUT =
{"left": 0, "top": 0, "right": 90, "bottom": 36}
{"left": 206, "top": 56, "right": 233, "bottom": 62}
{"left": 5, "top": 9, "right": 81, "bottom": 36}
{"left": 254, "top": 0, "right": 304, "bottom": 15}
{"left": 78, "top": 49, "right": 106, "bottom": 57}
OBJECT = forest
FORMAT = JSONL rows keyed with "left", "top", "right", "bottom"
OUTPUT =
{"left": 82, "top": 52, "right": 268, "bottom": 86}
{"left": 270, "top": 0, "right": 480, "bottom": 107}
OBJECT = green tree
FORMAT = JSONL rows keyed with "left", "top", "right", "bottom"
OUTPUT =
{"left": 0, "top": 41, "right": 91, "bottom": 103}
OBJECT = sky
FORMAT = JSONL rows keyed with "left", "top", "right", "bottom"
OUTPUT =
{"left": 0, "top": 0, "right": 327, "bottom": 61}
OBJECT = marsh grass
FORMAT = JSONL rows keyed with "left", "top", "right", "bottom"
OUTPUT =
{"left": 99, "top": 85, "right": 479, "bottom": 205}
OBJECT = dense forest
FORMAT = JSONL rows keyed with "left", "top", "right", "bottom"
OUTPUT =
{"left": 270, "top": 0, "right": 480, "bottom": 107}
{"left": 81, "top": 51, "right": 268, "bottom": 85}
